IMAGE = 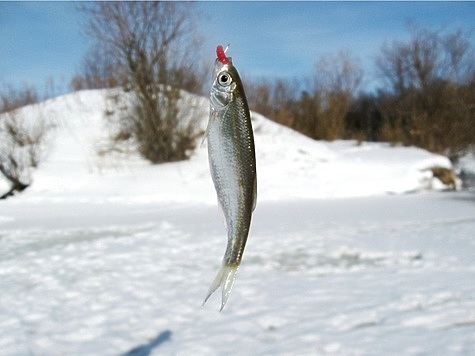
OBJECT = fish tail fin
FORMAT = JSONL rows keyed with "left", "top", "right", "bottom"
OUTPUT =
{"left": 202, "top": 264, "right": 239, "bottom": 311}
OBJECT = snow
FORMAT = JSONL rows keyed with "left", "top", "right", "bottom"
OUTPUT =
{"left": 1, "top": 89, "right": 474, "bottom": 355}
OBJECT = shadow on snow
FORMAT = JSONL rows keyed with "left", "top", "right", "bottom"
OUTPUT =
{"left": 122, "top": 330, "right": 172, "bottom": 356}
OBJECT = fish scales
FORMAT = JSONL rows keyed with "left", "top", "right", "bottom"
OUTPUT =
{"left": 203, "top": 46, "right": 256, "bottom": 311}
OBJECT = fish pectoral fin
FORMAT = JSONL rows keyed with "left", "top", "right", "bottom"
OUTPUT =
{"left": 201, "top": 124, "right": 210, "bottom": 147}
{"left": 202, "top": 264, "right": 239, "bottom": 311}
{"left": 201, "top": 109, "right": 215, "bottom": 147}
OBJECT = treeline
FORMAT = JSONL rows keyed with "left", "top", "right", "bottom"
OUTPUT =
{"left": 246, "top": 26, "right": 474, "bottom": 161}
{"left": 69, "top": 16, "right": 474, "bottom": 161}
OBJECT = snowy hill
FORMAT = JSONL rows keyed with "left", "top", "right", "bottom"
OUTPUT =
{"left": 0, "top": 89, "right": 455, "bottom": 203}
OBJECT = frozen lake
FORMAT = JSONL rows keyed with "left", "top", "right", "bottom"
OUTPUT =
{"left": 1, "top": 191, "right": 474, "bottom": 355}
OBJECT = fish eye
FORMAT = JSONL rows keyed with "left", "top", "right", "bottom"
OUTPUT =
{"left": 218, "top": 71, "right": 233, "bottom": 86}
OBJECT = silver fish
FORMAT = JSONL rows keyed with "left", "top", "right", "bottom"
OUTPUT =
{"left": 203, "top": 45, "right": 257, "bottom": 311}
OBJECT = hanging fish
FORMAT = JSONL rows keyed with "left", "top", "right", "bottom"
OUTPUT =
{"left": 203, "top": 45, "right": 257, "bottom": 311}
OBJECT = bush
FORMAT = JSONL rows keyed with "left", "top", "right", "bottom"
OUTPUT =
{"left": 0, "top": 85, "right": 52, "bottom": 199}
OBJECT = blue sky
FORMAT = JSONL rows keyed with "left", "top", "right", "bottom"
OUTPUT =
{"left": 1, "top": 2, "right": 474, "bottom": 97}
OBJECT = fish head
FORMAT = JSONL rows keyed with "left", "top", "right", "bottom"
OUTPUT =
{"left": 210, "top": 61, "right": 238, "bottom": 112}
{"left": 210, "top": 46, "right": 238, "bottom": 112}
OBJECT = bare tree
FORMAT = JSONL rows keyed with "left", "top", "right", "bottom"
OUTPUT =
{"left": 247, "top": 52, "right": 363, "bottom": 141}
{"left": 247, "top": 77, "right": 300, "bottom": 129}
{"left": 70, "top": 45, "right": 124, "bottom": 91}
{"left": 314, "top": 50, "right": 364, "bottom": 96}
{"left": 377, "top": 25, "right": 443, "bottom": 96}
{"left": 79, "top": 2, "right": 203, "bottom": 163}
{"left": 307, "top": 50, "right": 363, "bottom": 140}
{"left": 0, "top": 85, "right": 52, "bottom": 199}
{"left": 376, "top": 24, "right": 475, "bottom": 159}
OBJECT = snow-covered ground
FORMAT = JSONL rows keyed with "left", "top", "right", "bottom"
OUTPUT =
{"left": 1, "top": 90, "right": 474, "bottom": 355}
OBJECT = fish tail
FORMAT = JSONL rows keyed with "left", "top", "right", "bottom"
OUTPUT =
{"left": 203, "top": 263, "right": 239, "bottom": 311}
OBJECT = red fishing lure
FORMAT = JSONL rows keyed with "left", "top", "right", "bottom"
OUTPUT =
{"left": 216, "top": 45, "right": 230, "bottom": 64}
